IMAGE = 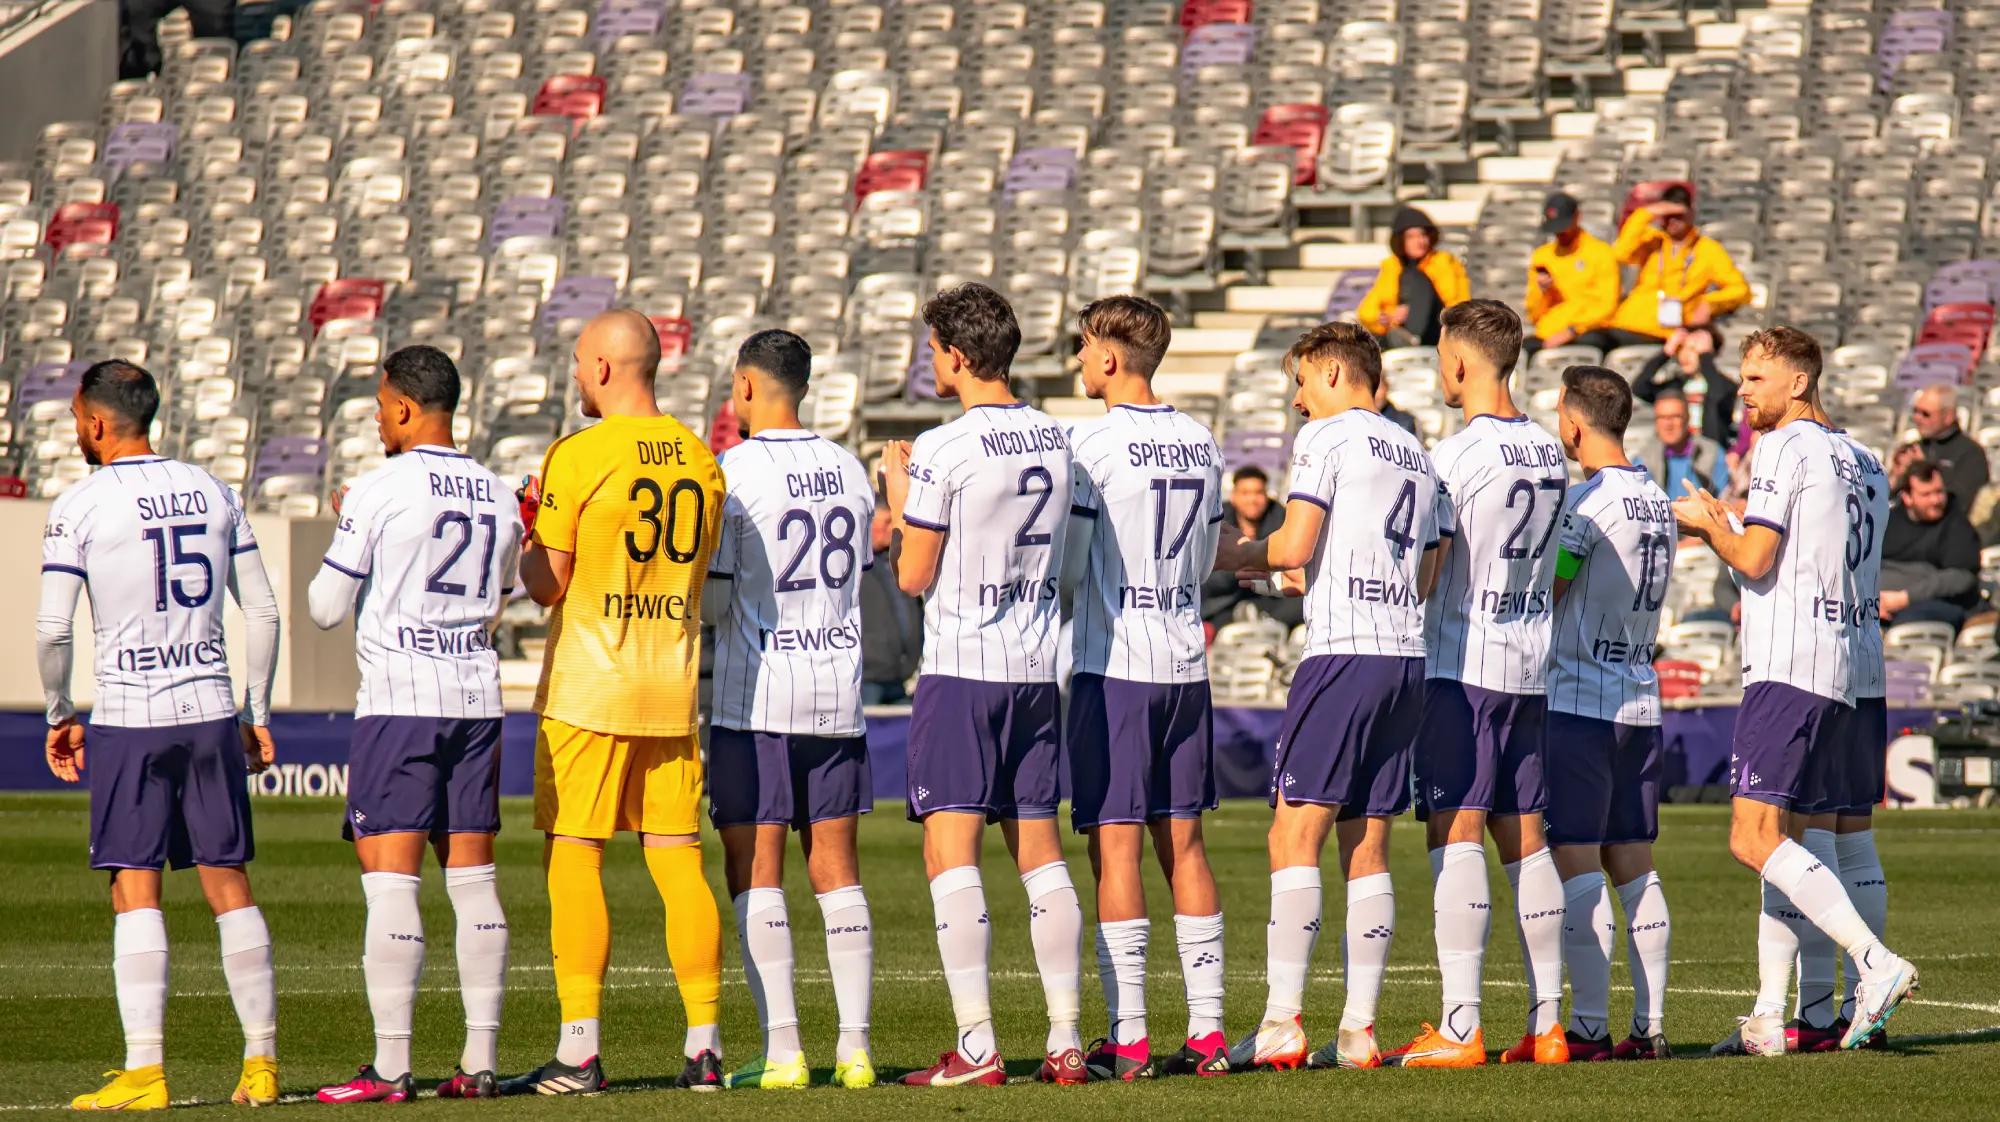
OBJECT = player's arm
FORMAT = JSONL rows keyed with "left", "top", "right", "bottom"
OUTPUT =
{"left": 1673, "top": 478, "right": 1780, "bottom": 580}
{"left": 36, "top": 564, "right": 86, "bottom": 782}
{"left": 307, "top": 481, "right": 374, "bottom": 629}
{"left": 1418, "top": 537, "right": 1446, "bottom": 601}
{"left": 1224, "top": 498, "right": 1325, "bottom": 573}
{"left": 700, "top": 488, "right": 744, "bottom": 628}
{"left": 521, "top": 442, "right": 581, "bottom": 606}
{"left": 227, "top": 540, "right": 280, "bottom": 774}
{"left": 881, "top": 438, "right": 946, "bottom": 597}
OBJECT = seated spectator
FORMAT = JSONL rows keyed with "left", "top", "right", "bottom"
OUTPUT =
{"left": 1910, "top": 383, "right": 1990, "bottom": 513}
{"left": 860, "top": 503, "right": 922, "bottom": 704}
{"left": 1577, "top": 186, "right": 1749, "bottom": 353}
{"left": 1630, "top": 324, "right": 1739, "bottom": 448}
{"left": 1881, "top": 460, "right": 1983, "bottom": 629}
{"left": 1201, "top": 467, "right": 1304, "bottom": 628}
{"left": 1521, "top": 192, "right": 1619, "bottom": 356}
{"left": 1357, "top": 206, "right": 1469, "bottom": 348}
{"left": 1636, "top": 387, "right": 1729, "bottom": 500}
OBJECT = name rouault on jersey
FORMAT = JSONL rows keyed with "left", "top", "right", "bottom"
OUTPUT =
{"left": 979, "top": 576, "right": 1060, "bottom": 607}
{"left": 1365, "top": 436, "right": 1431, "bottom": 473}
{"left": 978, "top": 425, "right": 1067, "bottom": 458}
{"left": 427, "top": 472, "right": 495, "bottom": 502}
{"left": 1118, "top": 581, "right": 1198, "bottom": 610}
{"left": 1126, "top": 440, "right": 1215, "bottom": 469}
{"left": 135, "top": 490, "right": 211, "bottom": 521}
{"left": 758, "top": 622, "right": 862, "bottom": 651}
{"left": 603, "top": 592, "right": 692, "bottom": 620}
{"left": 117, "top": 638, "right": 227, "bottom": 672}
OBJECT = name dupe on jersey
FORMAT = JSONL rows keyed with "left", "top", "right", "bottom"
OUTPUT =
{"left": 636, "top": 438, "right": 691, "bottom": 466}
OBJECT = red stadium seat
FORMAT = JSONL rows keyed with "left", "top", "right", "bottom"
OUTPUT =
{"left": 1253, "top": 104, "right": 1329, "bottom": 186}
{"left": 854, "top": 150, "right": 929, "bottom": 205}
{"left": 1181, "top": 0, "right": 1254, "bottom": 34}
{"left": 651, "top": 315, "right": 692, "bottom": 360}
{"left": 1919, "top": 302, "right": 1996, "bottom": 364}
{"left": 0, "top": 475, "right": 27, "bottom": 499}
{"left": 308, "top": 278, "right": 385, "bottom": 335}
{"left": 1906, "top": 338, "right": 1977, "bottom": 379}
{"left": 708, "top": 399, "right": 744, "bottom": 456}
{"left": 1618, "top": 180, "right": 1696, "bottom": 227}
{"left": 532, "top": 75, "right": 607, "bottom": 122}
{"left": 44, "top": 202, "right": 119, "bottom": 255}
{"left": 1654, "top": 660, "right": 1703, "bottom": 700}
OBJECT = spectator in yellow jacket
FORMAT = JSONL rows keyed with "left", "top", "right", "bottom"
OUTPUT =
{"left": 1578, "top": 184, "right": 1750, "bottom": 354}
{"left": 1521, "top": 192, "right": 1620, "bottom": 356}
{"left": 1356, "top": 206, "right": 1469, "bottom": 347}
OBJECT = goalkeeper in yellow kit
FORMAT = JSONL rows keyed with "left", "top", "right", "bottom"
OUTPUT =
{"left": 504, "top": 308, "right": 729, "bottom": 1094}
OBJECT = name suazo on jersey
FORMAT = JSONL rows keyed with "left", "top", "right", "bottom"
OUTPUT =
{"left": 40, "top": 457, "right": 258, "bottom": 727}
{"left": 901, "top": 403, "right": 1070, "bottom": 683}
{"left": 1739, "top": 419, "right": 1883, "bottom": 702}
{"left": 1547, "top": 465, "right": 1674, "bottom": 725}
{"left": 1836, "top": 430, "right": 1889, "bottom": 700}
{"left": 1069, "top": 405, "right": 1224, "bottom": 683}
{"left": 709, "top": 431, "right": 875, "bottom": 735}
{"left": 316, "top": 446, "right": 523, "bottom": 718}
{"left": 1425, "top": 414, "right": 1568, "bottom": 691}
{"left": 1287, "top": 410, "right": 1447, "bottom": 659}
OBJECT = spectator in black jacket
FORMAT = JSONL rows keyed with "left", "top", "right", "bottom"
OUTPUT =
{"left": 1880, "top": 460, "right": 1984, "bottom": 629}
{"left": 860, "top": 504, "right": 923, "bottom": 703}
{"left": 1201, "top": 467, "right": 1303, "bottom": 628}
{"left": 1911, "top": 383, "right": 1990, "bottom": 513}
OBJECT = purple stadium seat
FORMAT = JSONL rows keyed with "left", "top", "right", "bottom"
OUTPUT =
{"left": 102, "top": 123, "right": 176, "bottom": 177}
{"left": 18, "top": 361, "right": 87, "bottom": 410}
{"left": 1180, "top": 24, "right": 1257, "bottom": 80}
{"left": 1928, "top": 260, "right": 2000, "bottom": 307}
{"left": 488, "top": 196, "right": 565, "bottom": 245}
{"left": 1324, "top": 270, "right": 1376, "bottom": 319}
{"left": 1003, "top": 148, "right": 1078, "bottom": 197}
{"left": 251, "top": 435, "right": 327, "bottom": 490}
{"left": 538, "top": 275, "right": 618, "bottom": 329}
{"left": 1884, "top": 659, "right": 1933, "bottom": 706}
{"left": 904, "top": 351, "right": 940, "bottom": 400}
{"left": 680, "top": 72, "right": 751, "bottom": 118}
{"left": 591, "top": 2, "right": 662, "bottom": 42}
{"left": 1220, "top": 431, "right": 1288, "bottom": 478}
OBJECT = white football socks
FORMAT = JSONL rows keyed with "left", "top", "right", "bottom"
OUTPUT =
{"left": 735, "top": 887, "right": 802, "bottom": 1061}
{"left": 1762, "top": 837, "right": 1886, "bottom": 965}
{"left": 930, "top": 866, "right": 995, "bottom": 1062}
{"left": 360, "top": 873, "right": 423, "bottom": 1078}
{"left": 444, "top": 864, "right": 508, "bottom": 1075}
{"left": 1616, "top": 871, "right": 1671, "bottom": 1038}
{"left": 816, "top": 885, "right": 873, "bottom": 1056}
{"left": 1755, "top": 879, "right": 1801, "bottom": 1018}
{"left": 1174, "top": 912, "right": 1225, "bottom": 1038}
{"left": 1021, "top": 861, "right": 1083, "bottom": 1054}
{"left": 1835, "top": 829, "right": 1888, "bottom": 1021}
{"left": 1340, "top": 873, "right": 1394, "bottom": 1031}
{"left": 113, "top": 909, "right": 169, "bottom": 1070}
{"left": 1792, "top": 829, "right": 1842, "bottom": 1029}
{"left": 1095, "top": 918, "right": 1150, "bottom": 1045}
{"left": 218, "top": 906, "right": 277, "bottom": 1061}
{"left": 1505, "top": 848, "right": 1566, "bottom": 1036}
{"left": 1433, "top": 842, "right": 1489, "bottom": 1044}
{"left": 1263, "top": 865, "right": 1322, "bottom": 1022}
{"left": 1561, "top": 872, "right": 1613, "bottom": 1040}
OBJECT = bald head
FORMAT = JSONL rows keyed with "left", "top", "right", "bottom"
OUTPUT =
{"left": 1914, "top": 382, "right": 1959, "bottom": 440}
{"left": 572, "top": 307, "right": 664, "bottom": 419}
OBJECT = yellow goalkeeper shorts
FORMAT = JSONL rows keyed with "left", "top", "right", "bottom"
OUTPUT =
{"left": 533, "top": 715, "right": 702, "bottom": 838}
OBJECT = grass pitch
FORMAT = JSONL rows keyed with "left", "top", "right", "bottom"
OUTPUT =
{"left": 4, "top": 795, "right": 1999, "bottom": 1118}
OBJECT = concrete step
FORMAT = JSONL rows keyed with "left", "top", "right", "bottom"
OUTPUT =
{"left": 1476, "top": 155, "right": 1562, "bottom": 184}
{"left": 1221, "top": 284, "right": 1335, "bottom": 314}
{"left": 1296, "top": 242, "right": 1391, "bottom": 270}
{"left": 1165, "top": 325, "right": 1259, "bottom": 355}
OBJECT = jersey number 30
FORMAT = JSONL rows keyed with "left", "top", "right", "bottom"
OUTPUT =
{"left": 627, "top": 478, "right": 706, "bottom": 564}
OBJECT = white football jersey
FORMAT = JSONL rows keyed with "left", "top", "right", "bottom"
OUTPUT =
{"left": 1425, "top": 414, "right": 1568, "bottom": 692}
{"left": 1836, "top": 431, "right": 1887, "bottom": 700}
{"left": 1737, "top": 420, "right": 1882, "bottom": 703}
{"left": 902, "top": 402, "right": 1070, "bottom": 683}
{"left": 1546, "top": 465, "right": 1674, "bottom": 726}
{"left": 40, "top": 456, "right": 258, "bottom": 728}
{"left": 321, "top": 446, "right": 523, "bottom": 718}
{"left": 1069, "top": 404, "right": 1224, "bottom": 683}
{"left": 1287, "top": 409, "right": 1448, "bottom": 660}
{"left": 709, "top": 431, "right": 873, "bottom": 736}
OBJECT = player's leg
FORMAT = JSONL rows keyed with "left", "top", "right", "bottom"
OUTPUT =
{"left": 1087, "top": 824, "right": 1151, "bottom": 1058}
{"left": 1834, "top": 697, "right": 1889, "bottom": 1045}
{"left": 1791, "top": 810, "right": 1845, "bottom": 1041}
{"left": 1490, "top": 695, "right": 1565, "bottom": 1063}
{"left": 1603, "top": 843, "right": 1669, "bottom": 1059}
{"left": 1543, "top": 711, "right": 1616, "bottom": 1061}
{"left": 1245, "top": 797, "right": 1333, "bottom": 1070}
{"left": 901, "top": 676, "right": 1006, "bottom": 1087}
{"left": 803, "top": 811, "right": 875, "bottom": 1087}
{"left": 1152, "top": 816, "right": 1227, "bottom": 1075}
{"left": 999, "top": 680, "right": 1084, "bottom": 1082}
{"left": 182, "top": 718, "right": 277, "bottom": 1101}
{"left": 711, "top": 728, "right": 804, "bottom": 1089}
{"left": 1321, "top": 815, "right": 1396, "bottom": 1069}
{"left": 635, "top": 733, "right": 724, "bottom": 1086}
{"left": 77, "top": 724, "right": 173, "bottom": 1110}
{"left": 433, "top": 718, "right": 508, "bottom": 1097}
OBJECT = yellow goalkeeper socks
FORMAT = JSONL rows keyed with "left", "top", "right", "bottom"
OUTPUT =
{"left": 643, "top": 843, "right": 723, "bottom": 1035}
{"left": 546, "top": 840, "right": 610, "bottom": 1024}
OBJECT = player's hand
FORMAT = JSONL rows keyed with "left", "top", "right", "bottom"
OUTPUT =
{"left": 1266, "top": 569, "right": 1307, "bottom": 597}
{"left": 45, "top": 718, "right": 83, "bottom": 783}
{"left": 1879, "top": 589, "right": 1911, "bottom": 620}
{"left": 239, "top": 723, "right": 275, "bottom": 774}
{"left": 1671, "top": 480, "right": 1728, "bottom": 537}
{"left": 1386, "top": 305, "right": 1410, "bottom": 327}
{"left": 879, "top": 441, "right": 913, "bottom": 512}
{"left": 1212, "top": 532, "right": 1247, "bottom": 573}
{"left": 331, "top": 484, "right": 349, "bottom": 515}
{"left": 516, "top": 475, "right": 541, "bottom": 542}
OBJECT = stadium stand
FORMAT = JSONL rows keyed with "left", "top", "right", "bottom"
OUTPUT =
{"left": 4, "top": 0, "right": 2000, "bottom": 704}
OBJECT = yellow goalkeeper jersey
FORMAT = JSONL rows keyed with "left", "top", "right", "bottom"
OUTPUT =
{"left": 531, "top": 414, "right": 724, "bottom": 737}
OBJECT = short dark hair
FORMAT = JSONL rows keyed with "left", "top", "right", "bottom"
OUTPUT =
{"left": 1232, "top": 465, "right": 1268, "bottom": 486}
{"left": 1661, "top": 184, "right": 1693, "bottom": 208}
{"left": 1560, "top": 364, "right": 1633, "bottom": 438}
{"left": 1077, "top": 295, "right": 1171, "bottom": 378}
{"left": 1283, "top": 320, "right": 1382, "bottom": 394}
{"left": 382, "top": 345, "right": 461, "bottom": 414}
{"left": 1740, "top": 325, "right": 1822, "bottom": 386}
{"left": 1440, "top": 299, "right": 1524, "bottom": 374}
{"left": 1901, "top": 459, "right": 1943, "bottom": 491}
{"left": 1652, "top": 385, "right": 1688, "bottom": 406}
{"left": 79, "top": 359, "right": 159, "bottom": 434}
{"left": 736, "top": 328, "right": 812, "bottom": 400}
{"left": 922, "top": 282, "right": 1021, "bottom": 381}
